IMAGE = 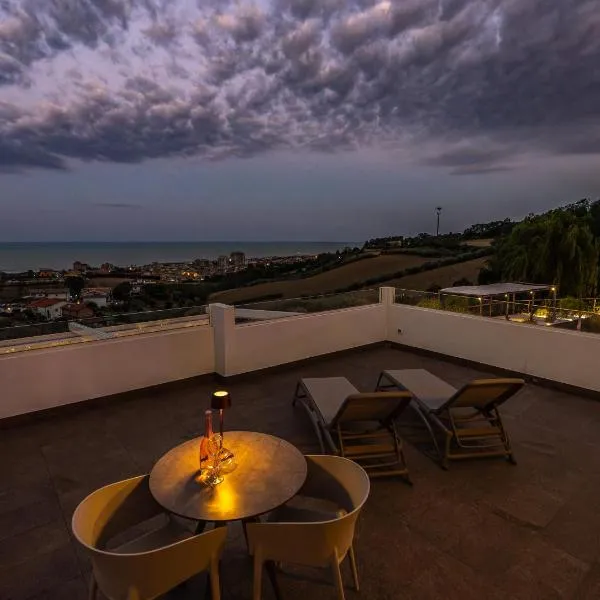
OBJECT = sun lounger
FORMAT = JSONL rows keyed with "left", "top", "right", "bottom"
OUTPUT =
{"left": 293, "top": 377, "right": 412, "bottom": 481}
{"left": 376, "top": 369, "right": 524, "bottom": 469}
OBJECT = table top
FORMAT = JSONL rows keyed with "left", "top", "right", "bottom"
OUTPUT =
{"left": 149, "top": 431, "right": 307, "bottom": 522}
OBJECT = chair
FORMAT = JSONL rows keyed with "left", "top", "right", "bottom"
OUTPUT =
{"left": 246, "top": 455, "right": 370, "bottom": 600}
{"left": 376, "top": 369, "right": 525, "bottom": 468}
{"left": 293, "top": 377, "right": 412, "bottom": 480}
{"left": 72, "top": 475, "right": 227, "bottom": 600}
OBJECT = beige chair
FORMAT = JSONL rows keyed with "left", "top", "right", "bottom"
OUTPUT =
{"left": 246, "top": 455, "right": 370, "bottom": 600}
{"left": 72, "top": 474, "right": 227, "bottom": 600}
{"left": 293, "top": 378, "right": 412, "bottom": 480}
{"left": 376, "top": 369, "right": 525, "bottom": 468}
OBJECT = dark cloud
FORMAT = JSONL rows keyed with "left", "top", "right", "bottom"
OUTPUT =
{"left": 1, "top": 0, "right": 600, "bottom": 173}
{"left": 0, "top": 141, "right": 67, "bottom": 172}
{"left": 424, "top": 146, "right": 514, "bottom": 168}
{"left": 450, "top": 165, "right": 517, "bottom": 176}
{"left": 93, "top": 202, "right": 143, "bottom": 209}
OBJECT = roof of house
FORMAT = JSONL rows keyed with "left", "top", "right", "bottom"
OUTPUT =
{"left": 62, "top": 303, "right": 93, "bottom": 314}
{"left": 28, "top": 298, "right": 65, "bottom": 308}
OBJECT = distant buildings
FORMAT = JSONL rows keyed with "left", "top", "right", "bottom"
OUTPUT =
{"left": 73, "top": 261, "right": 91, "bottom": 273}
{"left": 62, "top": 303, "right": 94, "bottom": 321}
{"left": 100, "top": 263, "right": 115, "bottom": 273}
{"left": 217, "top": 255, "right": 228, "bottom": 272}
{"left": 181, "top": 270, "right": 202, "bottom": 280}
{"left": 81, "top": 288, "right": 110, "bottom": 308}
{"left": 230, "top": 252, "right": 246, "bottom": 269}
{"left": 37, "top": 269, "right": 60, "bottom": 279}
{"left": 27, "top": 298, "right": 67, "bottom": 320}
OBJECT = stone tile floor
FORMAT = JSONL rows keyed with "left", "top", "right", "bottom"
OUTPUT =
{"left": 2, "top": 345, "right": 600, "bottom": 599}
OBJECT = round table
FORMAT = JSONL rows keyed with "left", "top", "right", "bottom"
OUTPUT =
{"left": 149, "top": 431, "right": 308, "bottom": 523}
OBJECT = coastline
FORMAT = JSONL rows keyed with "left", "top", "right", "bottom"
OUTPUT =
{"left": 0, "top": 241, "right": 359, "bottom": 272}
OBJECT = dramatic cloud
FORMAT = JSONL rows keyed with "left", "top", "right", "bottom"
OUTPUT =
{"left": 93, "top": 202, "right": 143, "bottom": 209}
{"left": 1, "top": 0, "right": 600, "bottom": 173}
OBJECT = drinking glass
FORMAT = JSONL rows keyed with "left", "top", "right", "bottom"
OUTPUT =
{"left": 204, "top": 434, "right": 224, "bottom": 486}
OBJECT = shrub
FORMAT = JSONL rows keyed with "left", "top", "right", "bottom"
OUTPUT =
{"left": 417, "top": 297, "right": 442, "bottom": 310}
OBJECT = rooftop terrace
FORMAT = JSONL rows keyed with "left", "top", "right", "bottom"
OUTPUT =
{"left": 2, "top": 345, "right": 600, "bottom": 600}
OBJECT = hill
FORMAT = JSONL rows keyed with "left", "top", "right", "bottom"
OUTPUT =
{"left": 209, "top": 254, "right": 430, "bottom": 304}
{"left": 464, "top": 239, "right": 493, "bottom": 248}
{"left": 385, "top": 257, "right": 488, "bottom": 290}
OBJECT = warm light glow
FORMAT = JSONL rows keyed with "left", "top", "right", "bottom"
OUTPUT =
{"left": 203, "top": 481, "right": 238, "bottom": 518}
{"left": 214, "top": 390, "right": 229, "bottom": 397}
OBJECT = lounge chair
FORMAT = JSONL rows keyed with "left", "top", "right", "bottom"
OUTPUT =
{"left": 293, "top": 377, "right": 412, "bottom": 481}
{"left": 376, "top": 369, "right": 525, "bottom": 469}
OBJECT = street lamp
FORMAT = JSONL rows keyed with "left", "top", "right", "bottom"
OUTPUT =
{"left": 435, "top": 207, "right": 442, "bottom": 236}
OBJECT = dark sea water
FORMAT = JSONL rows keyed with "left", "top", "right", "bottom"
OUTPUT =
{"left": 0, "top": 241, "right": 359, "bottom": 272}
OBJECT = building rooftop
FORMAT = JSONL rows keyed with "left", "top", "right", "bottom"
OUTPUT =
{"left": 26, "top": 298, "right": 65, "bottom": 308}
{"left": 440, "top": 283, "right": 552, "bottom": 297}
{"left": 1, "top": 345, "right": 599, "bottom": 599}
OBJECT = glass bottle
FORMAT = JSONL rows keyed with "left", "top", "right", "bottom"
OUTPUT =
{"left": 199, "top": 409, "right": 213, "bottom": 473}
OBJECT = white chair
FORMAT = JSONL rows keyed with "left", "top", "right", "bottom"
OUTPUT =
{"left": 246, "top": 455, "right": 370, "bottom": 600}
{"left": 72, "top": 474, "right": 227, "bottom": 600}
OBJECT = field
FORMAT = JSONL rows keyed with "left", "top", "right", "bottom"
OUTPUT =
{"left": 386, "top": 257, "right": 488, "bottom": 291}
{"left": 210, "top": 254, "right": 430, "bottom": 304}
{"left": 465, "top": 238, "right": 493, "bottom": 248}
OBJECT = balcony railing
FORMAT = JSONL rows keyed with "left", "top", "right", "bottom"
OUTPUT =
{"left": 2, "top": 286, "right": 600, "bottom": 421}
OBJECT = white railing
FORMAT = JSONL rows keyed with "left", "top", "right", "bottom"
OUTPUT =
{"left": 3, "top": 287, "right": 600, "bottom": 420}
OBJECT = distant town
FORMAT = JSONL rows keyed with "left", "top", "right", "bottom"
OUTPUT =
{"left": 4, "top": 198, "right": 600, "bottom": 341}
{"left": 0, "top": 250, "right": 350, "bottom": 335}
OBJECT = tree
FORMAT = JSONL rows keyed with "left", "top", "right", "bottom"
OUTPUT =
{"left": 112, "top": 282, "right": 132, "bottom": 303}
{"left": 65, "top": 276, "right": 85, "bottom": 300}
{"left": 485, "top": 203, "right": 600, "bottom": 297}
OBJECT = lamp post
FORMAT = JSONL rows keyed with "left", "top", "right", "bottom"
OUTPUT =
{"left": 435, "top": 207, "right": 442, "bottom": 237}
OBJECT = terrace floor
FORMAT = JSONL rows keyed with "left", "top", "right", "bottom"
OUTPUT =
{"left": 2, "top": 345, "right": 600, "bottom": 599}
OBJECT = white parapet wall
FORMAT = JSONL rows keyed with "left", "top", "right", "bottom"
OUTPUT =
{"left": 5, "top": 287, "right": 600, "bottom": 420}
{"left": 0, "top": 324, "right": 215, "bottom": 419}
{"left": 211, "top": 303, "right": 387, "bottom": 377}
{"left": 388, "top": 302, "right": 600, "bottom": 392}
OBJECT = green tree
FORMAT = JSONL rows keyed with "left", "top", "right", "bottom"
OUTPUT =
{"left": 487, "top": 202, "right": 599, "bottom": 297}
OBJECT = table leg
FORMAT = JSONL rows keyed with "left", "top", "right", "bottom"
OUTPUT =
{"left": 195, "top": 520, "right": 208, "bottom": 534}
{"left": 241, "top": 516, "right": 260, "bottom": 550}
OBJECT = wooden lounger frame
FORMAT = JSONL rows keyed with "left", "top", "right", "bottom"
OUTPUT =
{"left": 376, "top": 372, "right": 524, "bottom": 469}
{"left": 293, "top": 381, "right": 412, "bottom": 482}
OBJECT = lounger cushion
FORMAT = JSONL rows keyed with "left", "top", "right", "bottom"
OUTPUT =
{"left": 300, "top": 377, "right": 359, "bottom": 426}
{"left": 381, "top": 369, "right": 457, "bottom": 411}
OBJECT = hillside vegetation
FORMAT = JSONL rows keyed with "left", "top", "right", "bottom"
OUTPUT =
{"left": 481, "top": 199, "right": 600, "bottom": 296}
{"left": 210, "top": 254, "right": 430, "bottom": 303}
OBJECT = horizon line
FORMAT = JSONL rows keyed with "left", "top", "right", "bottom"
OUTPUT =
{"left": 0, "top": 240, "right": 362, "bottom": 244}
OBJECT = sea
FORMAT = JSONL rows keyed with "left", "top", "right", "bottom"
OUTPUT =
{"left": 0, "top": 242, "right": 359, "bottom": 272}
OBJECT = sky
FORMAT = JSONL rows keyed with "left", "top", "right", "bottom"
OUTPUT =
{"left": 1, "top": 0, "right": 600, "bottom": 242}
